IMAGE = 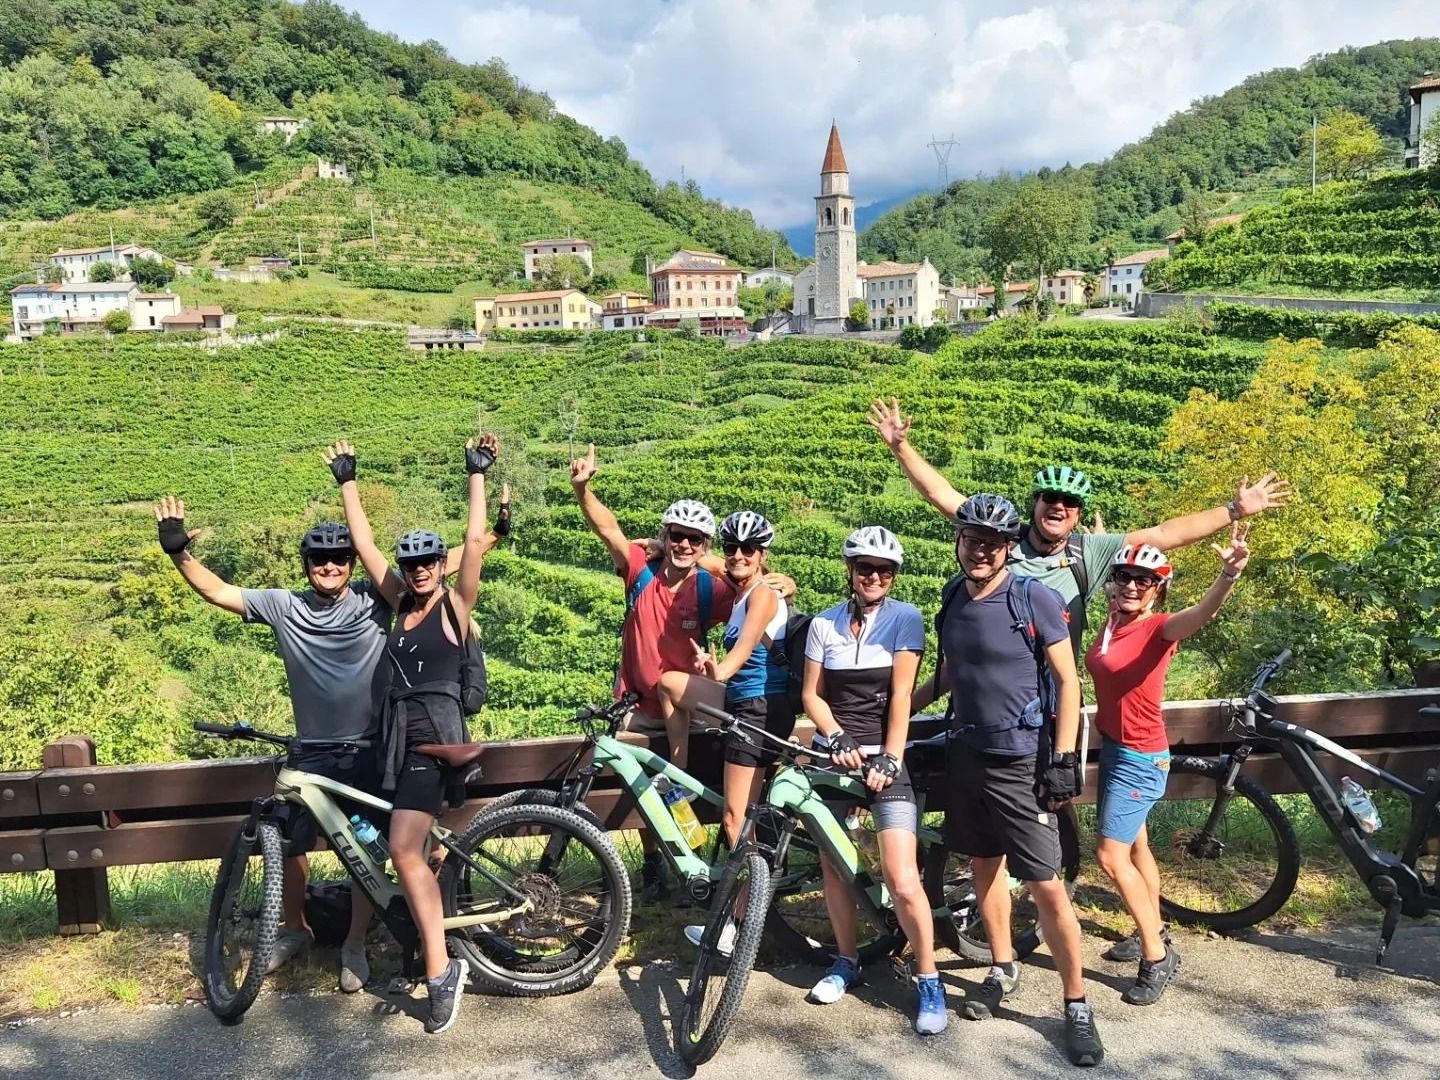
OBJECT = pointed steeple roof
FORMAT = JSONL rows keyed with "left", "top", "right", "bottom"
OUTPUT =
{"left": 820, "top": 122, "right": 848, "bottom": 174}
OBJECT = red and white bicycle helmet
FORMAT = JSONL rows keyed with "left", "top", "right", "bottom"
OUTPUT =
{"left": 1111, "top": 543, "right": 1172, "bottom": 580}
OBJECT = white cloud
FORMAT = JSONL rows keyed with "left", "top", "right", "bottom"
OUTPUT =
{"left": 353, "top": 0, "right": 1438, "bottom": 227}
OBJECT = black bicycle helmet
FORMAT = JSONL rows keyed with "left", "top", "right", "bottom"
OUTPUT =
{"left": 396, "top": 529, "right": 447, "bottom": 561}
{"left": 299, "top": 522, "right": 354, "bottom": 557}
{"left": 954, "top": 493, "right": 1022, "bottom": 539}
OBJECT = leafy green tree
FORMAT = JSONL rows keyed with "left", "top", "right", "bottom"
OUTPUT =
{"left": 102, "top": 309, "right": 131, "bottom": 333}
{"left": 41, "top": 265, "right": 65, "bottom": 284}
{"left": 1420, "top": 114, "right": 1440, "bottom": 171}
{"left": 197, "top": 189, "right": 237, "bottom": 231}
{"left": 1177, "top": 187, "right": 1213, "bottom": 245}
{"left": 129, "top": 257, "right": 175, "bottom": 290}
{"left": 88, "top": 260, "right": 117, "bottom": 283}
{"left": 983, "top": 179, "right": 1093, "bottom": 294}
{"left": 532, "top": 255, "right": 591, "bottom": 291}
{"left": 847, "top": 300, "right": 870, "bottom": 330}
{"left": 737, "top": 280, "right": 793, "bottom": 321}
{"left": 1314, "top": 109, "right": 1388, "bottom": 181}
{"left": 444, "top": 310, "right": 471, "bottom": 331}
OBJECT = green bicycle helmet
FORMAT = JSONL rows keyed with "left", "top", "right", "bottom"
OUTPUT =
{"left": 1031, "top": 465, "right": 1093, "bottom": 507}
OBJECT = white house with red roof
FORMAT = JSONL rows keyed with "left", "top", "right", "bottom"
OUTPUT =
{"left": 1405, "top": 72, "right": 1440, "bottom": 169}
{"left": 1106, "top": 249, "right": 1168, "bottom": 308}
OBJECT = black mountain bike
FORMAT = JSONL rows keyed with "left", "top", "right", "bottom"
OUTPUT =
{"left": 1153, "top": 651, "right": 1440, "bottom": 961}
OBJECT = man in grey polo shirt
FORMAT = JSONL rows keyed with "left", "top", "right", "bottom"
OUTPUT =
{"left": 155, "top": 495, "right": 391, "bottom": 992}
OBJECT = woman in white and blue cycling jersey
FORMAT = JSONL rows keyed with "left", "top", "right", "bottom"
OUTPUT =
{"left": 800, "top": 526, "right": 946, "bottom": 1036}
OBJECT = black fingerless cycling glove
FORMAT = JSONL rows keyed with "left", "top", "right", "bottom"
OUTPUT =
{"left": 826, "top": 729, "right": 861, "bottom": 762}
{"left": 466, "top": 444, "right": 496, "bottom": 475}
{"left": 1040, "top": 755, "right": 1080, "bottom": 804}
{"left": 329, "top": 452, "right": 356, "bottom": 485}
{"left": 865, "top": 753, "right": 901, "bottom": 783}
{"left": 157, "top": 517, "right": 191, "bottom": 555}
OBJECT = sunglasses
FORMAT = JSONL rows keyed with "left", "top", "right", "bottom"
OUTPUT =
{"left": 1039, "top": 491, "right": 1084, "bottom": 510}
{"left": 307, "top": 552, "right": 354, "bottom": 568}
{"left": 1112, "top": 569, "right": 1160, "bottom": 588}
{"left": 851, "top": 560, "right": 897, "bottom": 581}
{"left": 666, "top": 528, "right": 707, "bottom": 548}
{"left": 399, "top": 557, "right": 441, "bottom": 574}
{"left": 957, "top": 531, "right": 1009, "bottom": 554}
{"left": 722, "top": 541, "right": 762, "bottom": 557}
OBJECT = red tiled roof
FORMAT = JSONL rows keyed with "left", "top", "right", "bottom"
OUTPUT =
{"left": 1112, "top": 248, "right": 1168, "bottom": 266}
{"left": 163, "top": 312, "right": 204, "bottom": 326}
{"left": 486, "top": 288, "right": 594, "bottom": 304}
{"left": 1411, "top": 76, "right": 1440, "bottom": 96}
{"left": 195, "top": 306, "right": 226, "bottom": 317}
{"left": 976, "top": 282, "right": 1032, "bottom": 295}
{"left": 821, "top": 123, "right": 848, "bottom": 174}
{"left": 135, "top": 293, "right": 178, "bottom": 300}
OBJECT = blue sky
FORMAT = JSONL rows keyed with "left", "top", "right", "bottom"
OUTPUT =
{"left": 345, "top": 1, "right": 1437, "bottom": 229}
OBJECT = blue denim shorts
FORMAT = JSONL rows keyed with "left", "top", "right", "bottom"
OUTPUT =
{"left": 1097, "top": 741, "right": 1170, "bottom": 844}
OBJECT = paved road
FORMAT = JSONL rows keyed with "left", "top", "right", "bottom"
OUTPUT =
{"left": 6, "top": 925, "right": 1440, "bottom": 1080}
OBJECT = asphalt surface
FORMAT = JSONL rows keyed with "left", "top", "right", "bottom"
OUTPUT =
{"left": 5, "top": 924, "right": 1440, "bottom": 1080}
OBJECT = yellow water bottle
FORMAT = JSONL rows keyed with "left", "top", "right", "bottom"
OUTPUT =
{"left": 655, "top": 775, "right": 706, "bottom": 850}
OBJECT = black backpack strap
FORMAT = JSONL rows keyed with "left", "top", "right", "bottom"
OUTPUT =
{"left": 1008, "top": 576, "right": 1058, "bottom": 748}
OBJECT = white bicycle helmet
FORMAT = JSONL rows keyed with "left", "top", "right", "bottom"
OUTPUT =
{"left": 843, "top": 526, "right": 904, "bottom": 567}
{"left": 661, "top": 499, "right": 716, "bottom": 538}
{"left": 1112, "top": 543, "right": 1172, "bottom": 580}
{"left": 719, "top": 510, "right": 775, "bottom": 548}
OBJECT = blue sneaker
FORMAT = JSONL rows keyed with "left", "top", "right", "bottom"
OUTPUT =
{"left": 807, "top": 955, "right": 862, "bottom": 1004}
{"left": 914, "top": 974, "right": 948, "bottom": 1035}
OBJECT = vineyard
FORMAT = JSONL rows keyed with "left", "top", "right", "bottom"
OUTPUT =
{"left": 0, "top": 320, "right": 1268, "bottom": 762}
{"left": 1157, "top": 169, "right": 1440, "bottom": 297}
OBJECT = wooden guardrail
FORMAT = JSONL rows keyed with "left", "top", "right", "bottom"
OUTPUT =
{"left": 2, "top": 688, "right": 1437, "bottom": 934}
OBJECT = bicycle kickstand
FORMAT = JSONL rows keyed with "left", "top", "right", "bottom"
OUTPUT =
{"left": 1376, "top": 895, "right": 1402, "bottom": 966}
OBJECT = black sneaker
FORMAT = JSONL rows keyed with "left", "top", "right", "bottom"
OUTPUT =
{"left": 1065, "top": 999, "right": 1105, "bottom": 1067}
{"left": 423, "top": 958, "right": 469, "bottom": 1035}
{"left": 640, "top": 852, "right": 668, "bottom": 904}
{"left": 1121, "top": 944, "right": 1181, "bottom": 1006}
{"left": 1101, "top": 925, "right": 1171, "bottom": 963}
{"left": 959, "top": 963, "right": 1020, "bottom": 1020}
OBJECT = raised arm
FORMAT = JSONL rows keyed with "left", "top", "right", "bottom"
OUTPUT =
{"left": 570, "top": 443, "right": 630, "bottom": 573}
{"left": 451, "top": 435, "right": 497, "bottom": 623}
{"left": 323, "top": 440, "right": 403, "bottom": 609}
{"left": 154, "top": 496, "right": 244, "bottom": 615}
{"left": 1126, "top": 472, "right": 1290, "bottom": 552}
{"left": 867, "top": 397, "right": 966, "bottom": 519}
{"left": 1163, "top": 521, "right": 1249, "bottom": 642}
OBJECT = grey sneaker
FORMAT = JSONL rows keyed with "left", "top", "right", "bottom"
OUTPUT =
{"left": 1121, "top": 944, "right": 1181, "bottom": 1006}
{"left": 1102, "top": 925, "right": 1171, "bottom": 963}
{"left": 1065, "top": 999, "right": 1105, "bottom": 1066}
{"left": 339, "top": 941, "right": 369, "bottom": 993}
{"left": 266, "top": 928, "right": 313, "bottom": 973}
{"left": 960, "top": 963, "right": 1020, "bottom": 1020}
{"left": 424, "top": 958, "right": 470, "bottom": 1035}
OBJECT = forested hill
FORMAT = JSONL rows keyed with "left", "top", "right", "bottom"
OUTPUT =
{"left": 860, "top": 38, "right": 1440, "bottom": 281}
{"left": 0, "top": 0, "right": 793, "bottom": 269}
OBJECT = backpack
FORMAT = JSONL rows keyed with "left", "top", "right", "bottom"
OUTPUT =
{"left": 626, "top": 558, "right": 714, "bottom": 644}
{"left": 763, "top": 610, "right": 814, "bottom": 714}
{"left": 932, "top": 574, "right": 1057, "bottom": 755}
{"left": 441, "top": 592, "right": 488, "bottom": 715}
{"left": 1059, "top": 533, "right": 1089, "bottom": 656}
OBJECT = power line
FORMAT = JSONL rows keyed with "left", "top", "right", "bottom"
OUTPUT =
{"left": 927, "top": 133, "right": 960, "bottom": 190}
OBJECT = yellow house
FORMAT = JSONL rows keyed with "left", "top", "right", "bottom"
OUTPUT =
{"left": 475, "top": 288, "right": 602, "bottom": 332}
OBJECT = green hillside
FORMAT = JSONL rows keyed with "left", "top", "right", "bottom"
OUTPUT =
{"left": 861, "top": 38, "right": 1440, "bottom": 281}
{"left": 0, "top": 0, "right": 793, "bottom": 272}
{"left": 1152, "top": 168, "right": 1440, "bottom": 298}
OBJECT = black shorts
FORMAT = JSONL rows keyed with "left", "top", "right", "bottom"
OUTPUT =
{"left": 723, "top": 694, "right": 797, "bottom": 767}
{"left": 285, "top": 747, "right": 380, "bottom": 853}
{"left": 391, "top": 747, "right": 446, "bottom": 816}
{"left": 945, "top": 743, "right": 1062, "bottom": 882}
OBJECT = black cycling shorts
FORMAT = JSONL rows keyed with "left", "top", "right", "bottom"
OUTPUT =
{"left": 945, "top": 742, "right": 1061, "bottom": 882}
{"left": 391, "top": 746, "right": 446, "bottom": 816}
{"left": 285, "top": 747, "right": 381, "bottom": 853}
{"left": 723, "top": 694, "right": 797, "bottom": 767}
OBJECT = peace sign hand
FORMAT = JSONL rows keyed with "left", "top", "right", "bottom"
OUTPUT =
{"left": 1211, "top": 520, "right": 1252, "bottom": 578}
{"left": 692, "top": 639, "right": 719, "bottom": 679}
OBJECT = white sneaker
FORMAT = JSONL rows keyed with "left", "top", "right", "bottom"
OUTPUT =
{"left": 683, "top": 919, "right": 737, "bottom": 957}
{"left": 266, "top": 928, "right": 313, "bottom": 974}
{"left": 339, "top": 941, "right": 369, "bottom": 993}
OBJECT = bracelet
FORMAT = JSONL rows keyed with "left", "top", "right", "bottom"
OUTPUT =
{"left": 1221, "top": 571, "right": 1242, "bottom": 583}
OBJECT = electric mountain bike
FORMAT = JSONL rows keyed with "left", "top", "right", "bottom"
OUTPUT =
{"left": 1151, "top": 651, "right": 1440, "bottom": 962}
{"left": 194, "top": 721, "right": 630, "bottom": 1023}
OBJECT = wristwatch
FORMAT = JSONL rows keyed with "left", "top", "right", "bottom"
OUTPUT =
{"left": 1051, "top": 752, "right": 1078, "bottom": 768}
{"left": 1226, "top": 499, "right": 1241, "bottom": 521}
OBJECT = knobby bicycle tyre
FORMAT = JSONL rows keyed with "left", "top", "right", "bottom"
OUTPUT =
{"left": 677, "top": 851, "right": 771, "bottom": 1068}
{"left": 204, "top": 818, "right": 283, "bottom": 1023}
{"left": 472, "top": 787, "right": 609, "bottom": 833}
{"left": 442, "top": 802, "right": 632, "bottom": 996}
{"left": 1155, "top": 755, "right": 1301, "bottom": 932}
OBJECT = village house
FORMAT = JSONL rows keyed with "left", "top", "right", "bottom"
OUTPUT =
{"left": 316, "top": 158, "right": 350, "bottom": 181}
{"left": 522, "top": 239, "right": 594, "bottom": 281}
{"left": 599, "top": 291, "right": 651, "bottom": 331}
{"left": 475, "top": 288, "right": 602, "bottom": 332}
{"left": 1106, "top": 249, "right": 1168, "bottom": 307}
{"left": 745, "top": 266, "right": 794, "bottom": 288}
{"left": 942, "top": 284, "right": 985, "bottom": 320}
{"left": 646, "top": 250, "right": 746, "bottom": 335}
{"left": 258, "top": 116, "right": 307, "bottom": 143}
{"left": 162, "top": 307, "right": 235, "bottom": 334}
{"left": 976, "top": 282, "right": 1032, "bottom": 314}
{"left": 859, "top": 258, "right": 943, "bottom": 329}
{"left": 47, "top": 243, "right": 181, "bottom": 284}
{"left": 1039, "top": 269, "right": 1087, "bottom": 306}
{"left": 9, "top": 281, "right": 139, "bottom": 340}
{"left": 131, "top": 293, "right": 183, "bottom": 331}
{"left": 1405, "top": 72, "right": 1440, "bottom": 168}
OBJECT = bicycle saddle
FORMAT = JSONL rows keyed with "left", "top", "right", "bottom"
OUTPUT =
{"left": 415, "top": 743, "right": 485, "bottom": 769}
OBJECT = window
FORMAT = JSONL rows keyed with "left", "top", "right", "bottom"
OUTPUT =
{"left": 687, "top": 298, "right": 693, "bottom": 307}
{"left": 843, "top": 207, "right": 850, "bottom": 225}
{"left": 822, "top": 207, "right": 833, "bottom": 226}
{"left": 1126, "top": 283, "right": 1133, "bottom": 294}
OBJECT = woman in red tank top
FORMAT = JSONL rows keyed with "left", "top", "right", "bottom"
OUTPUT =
{"left": 1085, "top": 522, "right": 1249, "bottom": 1007}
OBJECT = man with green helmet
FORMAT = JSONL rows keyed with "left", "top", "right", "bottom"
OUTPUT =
{"left": 867, "top": 397, "right": 1291, "bottom": 652}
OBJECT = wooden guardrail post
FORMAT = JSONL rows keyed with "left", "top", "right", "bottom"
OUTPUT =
{"left": 42, "top": 736, "right": 111, "bottom": 935}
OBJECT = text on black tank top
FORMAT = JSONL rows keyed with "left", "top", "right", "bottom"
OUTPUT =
{"left": 389, "top": 596, "right": 462, "bottom": 688}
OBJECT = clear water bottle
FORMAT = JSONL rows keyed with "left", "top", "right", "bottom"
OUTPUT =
{"left": 845, "top": 810, "right": 880, "bottom": 875}
{"left": 654, "top": 775, "right": 705, "bottom": 850}
{"left": 1340, "top": 777, "right": 1381, "bottom": 834}
{"left": 350, "top": 814, "right": 390, "bottom": 864}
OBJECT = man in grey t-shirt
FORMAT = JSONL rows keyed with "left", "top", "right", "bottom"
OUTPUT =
{"left": 155, "top": 497, "right": 394, "bottom": 992}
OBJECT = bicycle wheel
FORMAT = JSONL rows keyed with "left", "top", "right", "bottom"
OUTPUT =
{"left": 204, "top": 818, "right": 283, "bottom": 1023}
{"left": 677, "top": 851, "right": 771, "bottom": 1068}
{"left": 925, "top": 807, "right": 1080, "bottom": 964}
{"left": 1152, "top": 755, "right": 1301, "bottom": 932}
{"left": 475, "top": 787, "right": 609, "bottom": 833}
{"left": 442, "top": 802, "right": 632, "bottom": 996}
{"left": 765, "top": 820, "right": 905, "bottom": 966}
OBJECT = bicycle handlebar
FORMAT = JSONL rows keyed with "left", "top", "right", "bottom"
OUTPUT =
{"left": 191, "top": 722, "right": 371, "bottom": 753}
{"left": 1248, "top": 649, "right": 1293, "bottom": 697}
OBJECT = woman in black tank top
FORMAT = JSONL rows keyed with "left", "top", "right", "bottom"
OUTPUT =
{"left": 325, "top": 433, "right": 502, "bottom": 1018}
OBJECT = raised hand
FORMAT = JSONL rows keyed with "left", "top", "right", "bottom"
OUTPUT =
{"left": 692, "top": 639, "right": 719, "bottom": 679}
{"left": 1211, "top": 520, "right": 1252, "bottom": 578}
{"left": 865, "top": 397, "right": 912, "bottom": 449}
{"left": 494, "top": 482, "right": 513, "bottom": 538}
{"left": 322, "top": 440, "right": 356, "bottom": 485}
{"left": 466, "top": 433, "right": 499, "bottom": 475}
{"left": 154, "top": 495, "right": 199, "bottom": 554}
{"left": 570, "top": 442, "right": 598, "bottom": 486}
{"left": 1235, "top": 471, "right": 1292, "bottom": 517}
{"left": 1084, "top": 508, "right": 1106, "bottom": 535}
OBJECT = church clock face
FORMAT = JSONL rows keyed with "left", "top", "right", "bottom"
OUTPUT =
{"left": 820, "top": 244, "right": 832, "bottom": 258}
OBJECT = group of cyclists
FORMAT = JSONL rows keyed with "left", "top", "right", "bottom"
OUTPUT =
{"left": 154, "top": 392, "right": 1290, "bottom": 1061}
